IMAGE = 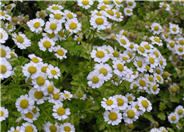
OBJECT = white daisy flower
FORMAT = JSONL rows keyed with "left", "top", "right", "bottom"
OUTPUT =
{"left": 22, "top": 122, "right": 37, "bottom": 132}
{"left": 61, "top": 90, "right": 73, "bottom": 100}
{"left": 76, "top": 93, "right": 87, "bottom": 100}
{"left": 43, "top": 81, "right": 56, "bottom": 95}
{"left": 87, "top": 70, "right": 104, "bottom": 88}
{"left": 126, "top": 0, "right": 136, "bottom": 9}
{"left": 49, "top": 11, "right": 65, "bottom": 23}
{"left": 43, "top": 121, "right": 60, "bottom": 132}
{"left": 65, "top": 18, "right": 81, "bottom": 34}
{"left": 113, "top": 0, "right": 123, "bottom": 7}
{"left": 29, "top": 88, "right": 46, "bottom": 105}
{"left": 159, "top": 127, "right": 168, "bottom": 132}
{"left": 0, "top": 58, "right": 12, "bottom": 80}
{"left": 175, "top": 105, "right": 184, "bottom": 118}
{"left": 131, "top": 101, "right": 144, "bottom": 116}
{"left": 0, "top": 107, "right": 8, "bottom": 122}
{"left": 38, "top": 37, "right": 55, "bottom": 52}
{"left": 94, "top": 63, "right": 112, "bottom": 81}
{"left": 123, "top": 106, "right": 139, "bottom": 124}
{"left": 124, "top": 8, "right": 133, "bottom": 16}
{"left": 168, "top": 112, "right": 179, "bottom": 124}
{"left": 45, "top": 20, "right": 62, "bottom": 34}
{"left": 136, "top": 77, "right": 148, "bottom": 90}
{"left": 15, "top": 94, "right": 34, "bottom": 114}
{"left": 60, "top": 123, "right": 75, "bottom": 132}
{"left": 22, "top": 62, "right": 41, "bottom": 78}
{"left": 53, "top": 45, "right": 67, "bottom": 60}
{"left": 46, "top": 65, "right": 61, "bottom": 79}
{"left": 177, "top": 37, "right": 184, "bottom": 46}
{"left": 0, "top": 45, "right": 11, "bottom": 59}
{"left": 146, "top": 55, "right": 158, "bottom": 68}
{"left": 28, "top": 54, "right": 43, "bottom": 64}
{"left": 137, "top": 96, "right": 152, "bottom": 112}
{"left": 169, "top": 23, "right": 180, "bottom": 34}
{"left": 12, "top": 32, "right": 31, "bottom": 49}
{"left": 175, "top": 45, "right": 184, "bottom": 56}
{"left": 5, "top": 23, "right": 15, "bottom": 32}
{"left": 78, "top": 0, "right": 94, "bottom": 9}
{"left": 91, "top": 47, "right": 110, "bottom": 63}
{"left": 0, "top": 28, "right": 8, "bottom": 43}
{"left": 125, "top": 93, "right": 135, "bottom": 104}
{"left": 42, "top": 32, "right": 58, "bottom": 41}
{"left": 104, "top": 109, "right": 122, "bottom": 125}
{"left": 47, "top": 4, "right": 63, "bottom": 13}
{"left": 101, "top": 97, "right": 117, "bottom": 110}
{"left": 150, "top": 36, "right": 163, "bottom": 46}
{"left": 64, "top": 10, "right": 77, "bottom": 20}
{"left": 150, "top": 84, "right": 160, "bottom": 94}
{"left": 7, "top": 126, "right": 23, "bottom": 132}
{"left": 150, "top": 128, "right": 160, "bottom": 132}
{"left": 159, "top": 2, "right": 170, "bottom": 12}
{"left": 52, "top": 103, "right": 70, "bottom": 121}
{"left": 113, "top": 60, "right": 128, "bottom": 77}
{"left": 27, "top": 18, "right": 45, "bottom": 33}
{"left": 22, "top": 110, "right": 38, "bottom": 123}
{"left": 6, "top": 3, "right": 16, "bottom": 11}
{"left": 90, "top": 15, "right": 109, "bottom": 30}
{"left": 49, "top": 91, "right": 63, "bottom": 104}
{"left": 57, "top": 29, "right": 66, "bottom": 40}
{"left": 154, "top": 73, "right": 164, "bottom": 84}
{"left": 113, "top": 95, "right": 128, "bottom": 111}
{"left": 151, "top": 23, "right": 162, "bottom": 35}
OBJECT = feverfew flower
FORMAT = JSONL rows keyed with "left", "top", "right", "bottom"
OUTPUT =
{"left": 0, "top": 58, "right": 12, "bottom": 80}
{"left": 151, "top": 23, "right": 162, "bottom": 35}
{"left": 27, "top": 18, "right": 45, "bottom": 33}
{"left": 60, "top": 123, "right": 75, "bottom": 132}
{"left": 168, "top": 112, "right": 179, "bottom": 124}
{"left": 38, "top": 37, "right": 55, "bottom": 52}
{"left": 53, "top": 46, "right": 67, "bottom": 60}
{"left": 87, "top": 70, "right": 104, "bottom": 88}
{"left": 90, "top": 15, "right": 109, "bottom": 30}
{"left": 137, "top": 96, "right": 152, "bottom": 112}
{"left": 0, "top": 107, "right": 8, "bottom": 122}
{"left": 44, "top": 20, "right": 62, "bottom": 34}
{"left": 104, "top": 109, "right": 122, "bottom": 125}
{"left": 65, "top": 18, "right": 81, "bottom": 34}
{"left": 0, "top": 28, "right": 8, "bottom": 43}
{"left": 46, "top": 65, "right": 61, "bottom": 79}
{"left": 90, "top": 47, "right": 109, "bottom": 63}
{"left": 101, "top": 97, "right": 117, "bottom": 110}
{"left": 47, "top": 4, "right": 63, "bottom": 13}
{"left": 78, "top": 0, "right": 94, "bottom": 9}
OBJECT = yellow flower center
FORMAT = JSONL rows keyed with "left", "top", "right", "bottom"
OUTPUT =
{"left": 122, "top": 57, "right": 128, "bottom": 61}
{"left": 144, "top": 44, "right": 150, "bottom": 50}
{"left": 49, "top": 125, "right": 57, "bottom": 132}
{"left": 16, "top": 35, "right": 24, "bottom": 43}
{"left": 141, "top": 100, "right": 149, "bottom": 108}
{"left": 127, "top": 96, "right": 132, "bottom": 101}
{"left": 8, "top": 25, "right": 13, "bottom": 29}
{"left": 77, "top": 37, "right": 82, "bottom": 42}
{"left": 0, "top": 65, "right": 7, "bottom": 74}
{"left": 178, "top": 47, "right": 183, "bottom": 52}
{"left": 64, "top": 126, "right": 71, "bottom": 131}
{"left": 172, "top": 27, "right": 177, "bottom": 31}
{"left": 47, "top": 33, "right": 55, "bottom": 38}
{"left": 139, "top": 80, "right": 146, "bottom": 87}
{"left": 53, "top": 92, "right": 60, "bottom": 100}
{"left": 96, "top": 51, "right": 105, "bottom": 58}
{"left": 106, "top": 10, "right": 114, "bottom": 16}
{"left": 153, "top": 51, "right": 159, "bottom": 58}
{"left": 108, "top": 112, "right": 117, "bottom": 121}
{"left": 156, "top": 69, "right": 161, "bottom": 74}
{"left": 20, "top": 99, "right": 29, "bottom": 108}
{"left": 32, "top": 108, "right": 37, "bottom": 114}
{"left": 128, "top": 1, "right": 133, "bottom": 6}
{"left": 138, "top": 46, "right": 145, "bottom": 53}
{"left": 48, "top": 85, "right": 54, "bottom": 94}
{"left": 126, "top": 9, "right": 131, "bottom": 13}
{"left": 0, "top": 12, "right": 5, "bottom": 16}
{"left": 135, "top": 104, "right": 140, "bottom": 111}
{"left": 28, "top": 66, "right": 37, "bottom": 74}
{"left": 50, "top": 23, "right": 57, "bottom": 30}
{"left": 25, "top": 126, "right": 34, "bottom": 132}
{"left": 69, "top": 23, "right": 77, "bottom": 30}
{"left": 146, "top": 65, "right": 150, "bottom": 70}
{"left": 148, "top": 76, "right": 154, "bottom": 82}
{"left": 33, "top": 22, "right": 40, "bottom": 29}
{"left": 162, "top": 4, "right": 167, "bottom": 8}
{"left": 0, "top": 33, "right": 3, "bottom": 39}
{"left": 64, "top": 94, "right": 69, "bottom": 98}
{"left": 100, "top": 5, "right": 107, "bottom": 10}
{"left": 91, "top": 76, "right": 99, "bottom": 83}
{"left": 99, "top": 68, "right": 107, "bottom": 76}
{"left": 54, "top": 13, "right": 62, "bottom": 20}
{"left": 32, "top": 57, "right": 39, "bottom": 63}
{"left": 7, "top": 4, "right": 12, "bottom": 9}
{"left": 57, "top": 107, "right": 66, "bottom": 115}
{"left": 106, "top": 99, "right": 113, "bottom": 106}
{"left": 127, "top": 110, "right": 135, "bottom": 118}
{"left": 154, "top": 37, "right": 160, "bottom": 43}
{"left": 156, "top": 75, "right": 162, "bottom": 82}
{"left": 117, "top": 98, "right": 124, "bottom": 106}
{"left": 137, "top": 60, "right": 142, "bottom": 67}
{"left": 120, "top": 39, "right": 127, "bottom": 45}
{"left": 51, "top": 69, "right": 57, "bottom": 75}
{"left": 41, "top": 66, "right": 48, "bottom": 73}
{"left": 43, "top": 41, "right": 51, "bottom": 48}
{"left": 66, "top": 13, "right": 73, "bottom": 19}
{"left": 115, "top": 12, "right": 120, "bottom": 18}
{"left": 154, "top": 26, "right": 159, "bottom": 31}
{"left": 149, "top": 57, "right": 155, "bottom": 64}
{"left": 25, "top": 112, "right": 33, "bottom": 119}
{"left": 103, "top": 0, "right": 110, "bottom": 4}
{"left": 95, "top": 18, "right": 104, "bottom": 25}
{"left": 152, "top": 85, "right": 158, "bottom": 91}
{"left": 13, "top": 130, "right": 20, "bottom": 132}
{"left": 34, "top": 91, "right": 44, "bottom": 99}
{"left": 117, "top": 63, "right": 124, "bottom": 71}
{"left": 82, "top": 0, "right": 89, "bottom": 5}
{"left": 112, "top": 51, "right": 120, "bottom": 57}
{"left": 179, "top": 40, "right": 184, "bottom": 45}
{"left": 171, "top": 86, "right": 177, "bottom": 93}
{"left": 0, "top": 110, "right": 4, "bottom": 116}
{"left": 177, "top": 109, "right": 183, "bottom": 115}
{"left": 52, "top": 6, "right": 59, "bottom": 10}
{"left": 57, "top": 49, "right": 64, "bottom": 56}
{"left": 171, "top": 115, "right": 176, "bottom": 121}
